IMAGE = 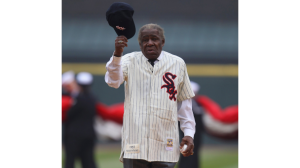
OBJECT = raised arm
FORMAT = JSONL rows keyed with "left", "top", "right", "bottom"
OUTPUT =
{"left": 105, "top": 35, "right": 128, "bottom": 88}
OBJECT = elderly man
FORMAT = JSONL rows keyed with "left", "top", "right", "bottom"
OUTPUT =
{"left": 105, "top": 23, "right": 195, "bottom": 168}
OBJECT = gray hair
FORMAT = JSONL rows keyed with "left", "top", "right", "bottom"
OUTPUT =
{"left": 138, "top": 23, "right": 165, "bottom": 43}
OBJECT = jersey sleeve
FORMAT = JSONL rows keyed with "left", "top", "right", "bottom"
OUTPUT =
{"left": 121, "top": 54, "right": 132, "bottom": 82}
{"left": 177, "top": 63, "right": 195, "bottom": 102}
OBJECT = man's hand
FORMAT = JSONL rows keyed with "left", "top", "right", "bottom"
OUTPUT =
{"left": 180, "top": 136, "right": 194, "bottom": 157}
{"left": 114, "top": 30, "right": 128, "bottom": 57}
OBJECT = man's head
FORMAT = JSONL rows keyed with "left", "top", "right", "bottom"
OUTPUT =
{"left": 138, "top": 24, "right": 165, "bottom": 60}
{"left": 190, "top": 81, "right": 200, "bottom": 95}
{"left": 76, "top": 72, "right": 93, "bottom": 93}
{"left": 62, "top": 71, "right": 79, "bottom": 94}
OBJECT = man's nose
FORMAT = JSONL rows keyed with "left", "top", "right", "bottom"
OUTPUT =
{"left": 147, "top": 39, "right": 154, "bottom": 46}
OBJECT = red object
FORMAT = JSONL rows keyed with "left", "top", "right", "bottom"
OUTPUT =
{"left": 62, "top": 95, "right": 72, "bottom": 122}
{"left": 62, "top": 95, "right": 124, "bottom": 124}
{"left": 96, "top": 103, "right": 124, "bottom": 125}
{"left": 196, "top": 95, "right": 238, "bottom": 123}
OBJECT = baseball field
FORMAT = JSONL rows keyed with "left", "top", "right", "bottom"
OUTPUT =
{"left": 62, "top": 144, "right": 238, "bottom": 168}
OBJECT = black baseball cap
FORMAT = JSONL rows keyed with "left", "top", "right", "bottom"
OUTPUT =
{"left": 106, "top": 2, "right": 136, "bottom": 39}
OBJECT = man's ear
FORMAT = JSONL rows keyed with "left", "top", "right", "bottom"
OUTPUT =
{"left": 139, "top": 42, "right": 142, "bottom": 49}
{"left": 162, "top": 39, "right": 165, "bottom": 47}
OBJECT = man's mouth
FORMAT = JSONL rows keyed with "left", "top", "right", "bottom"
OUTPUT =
{"left": 147, "top": 49, "right": 155, "bottom": 53}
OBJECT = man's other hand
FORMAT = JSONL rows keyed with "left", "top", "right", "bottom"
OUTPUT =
{"left": 180, "top": 136, "right": 194, "bottom": 157}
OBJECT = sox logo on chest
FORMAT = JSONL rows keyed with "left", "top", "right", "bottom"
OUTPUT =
{"left": 161, "top": 72, "right": 177, "bottom": 101}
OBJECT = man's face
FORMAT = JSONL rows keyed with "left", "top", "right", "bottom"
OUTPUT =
{"left": 62, "top": 80, "right": 78, "bottom": 94}
{"left": 62, "top": 83, "right": 73, "bottom": 93}
{"left": 139, "top": 28, "right": 165, "bottom": 59}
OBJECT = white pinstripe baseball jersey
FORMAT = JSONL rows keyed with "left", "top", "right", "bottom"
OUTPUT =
{"left": 109, "top": 51, "right": 195, "bottom": 162}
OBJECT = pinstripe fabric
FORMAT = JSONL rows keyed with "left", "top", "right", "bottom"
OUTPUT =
{"left": 119, "top": 51, "right": 194, "bottom": 162}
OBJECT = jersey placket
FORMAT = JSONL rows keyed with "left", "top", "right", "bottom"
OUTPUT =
{"left": 147, "top": 60, "right": 157, "bottom": 161}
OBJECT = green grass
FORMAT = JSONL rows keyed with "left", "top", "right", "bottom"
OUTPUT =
{"left": 62, "top": 145, "right": 238, "bottom": 168}
{"left": 200, "top": 148, "right": 238, "bottom": 168}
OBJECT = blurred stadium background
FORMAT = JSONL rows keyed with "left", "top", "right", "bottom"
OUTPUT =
{"left": 62, "top": 0, "right": 238, "bottom": 167}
